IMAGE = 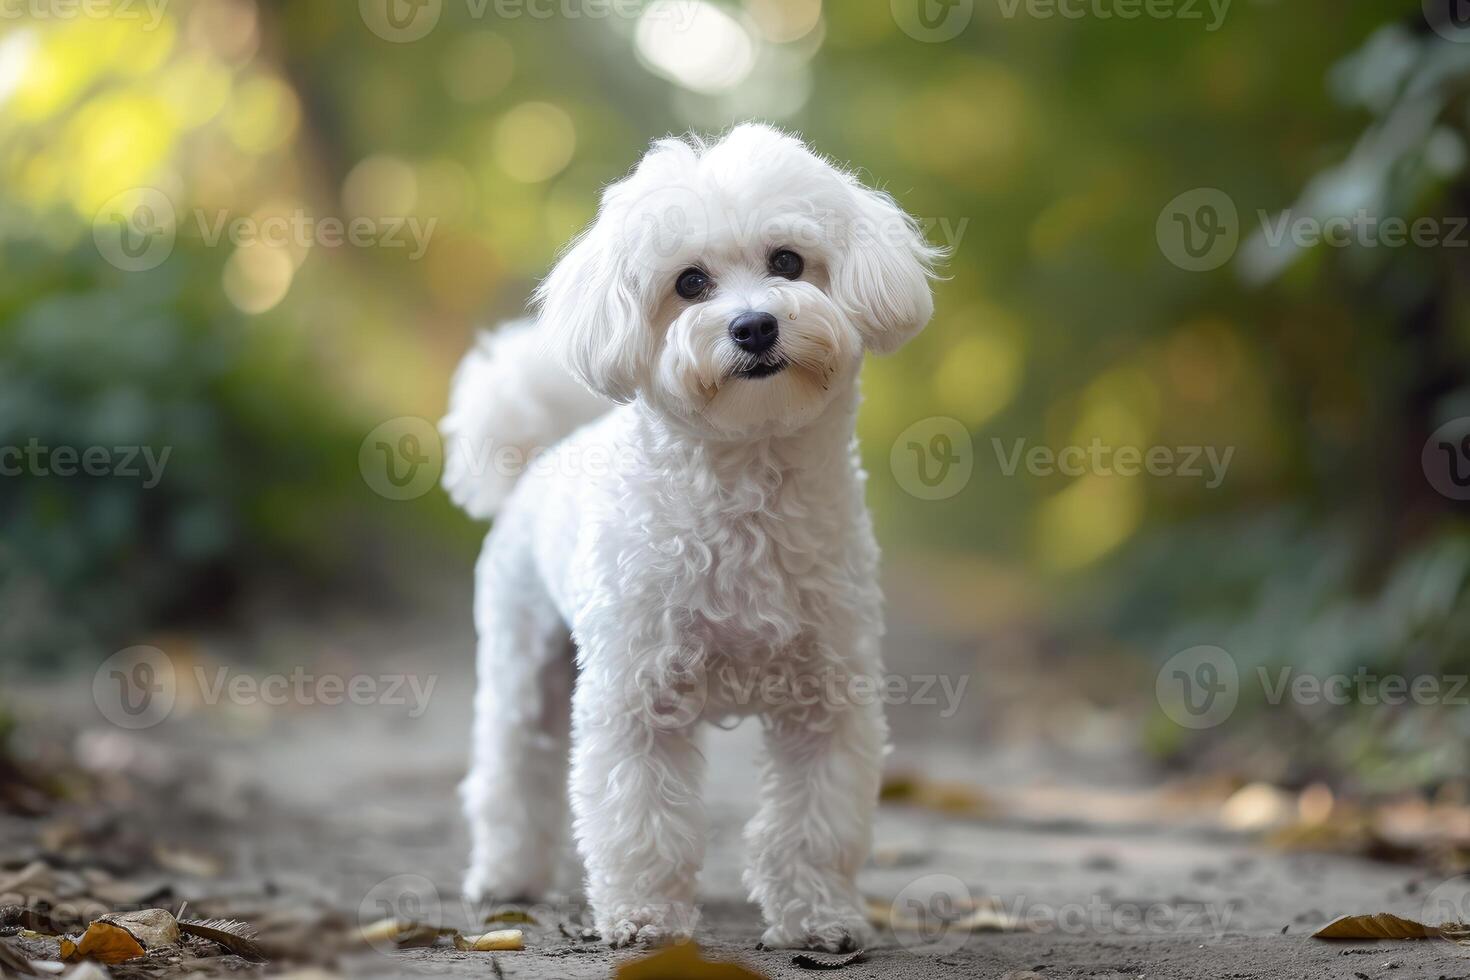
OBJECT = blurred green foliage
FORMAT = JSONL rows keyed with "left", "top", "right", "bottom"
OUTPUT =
{"left": 0, "top": 0, "right": 1467, "bottom": 782}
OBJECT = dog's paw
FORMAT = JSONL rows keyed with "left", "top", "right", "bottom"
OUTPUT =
{"left": 761, "top": 906, "right": 873, "bottom": 952}
{"left": 600, "top": 904, "right": 698, "bottom": 949}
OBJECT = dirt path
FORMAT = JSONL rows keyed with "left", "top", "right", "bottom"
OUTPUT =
{"left": 5, "top": 594, "right": 1469, "bottom": 979}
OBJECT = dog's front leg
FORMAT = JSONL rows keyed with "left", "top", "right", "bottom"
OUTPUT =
{"left": 569, "top": 666, "right": 705, "bottom": 947}
{"left": 744, "top": 690, "right": 886, "bottom": 952}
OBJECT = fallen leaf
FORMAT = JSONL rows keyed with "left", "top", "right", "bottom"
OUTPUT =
{"left": 1312, "top": 913, "right": 1448, "bottom": 940}
{"left": 615, "top": 943, "right": 769, "bottom": 979}
{"left": 483, "top": 909, "right": 539, "bottom": 926}
{"left": 60, "top": 908, "right": 182, "bottom": 964}
{"left": 95, "top": 909, "right": 179, "bottom": 949}
{"left": 357, "top": 918, "right": 444, "bottom": 949}
{"left": 453, "top": 930, "right": 524, "bottom": 951}
{"left": 879, "top": 774, "right": 990, "bottom": 817}
{"left": 60, "top": 923, "right": 145, "bottom": 964}
{"left": 792, "top": 948, "right": 866, "bottom": 969}
{"left": 867, "top": 894, "right": 1028, "bottom": 933}
{"left": 178, "top": 918, "right": 267, "bottom": 961}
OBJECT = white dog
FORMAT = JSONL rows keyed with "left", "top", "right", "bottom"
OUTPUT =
{"left": 440, "top": 123, "right": 939, "bottom": 951}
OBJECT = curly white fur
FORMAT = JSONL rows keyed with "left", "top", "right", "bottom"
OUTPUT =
{"left": 443, "top": 123, "right": 939, "bottom": 951}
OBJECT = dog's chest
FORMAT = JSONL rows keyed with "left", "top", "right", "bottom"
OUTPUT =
{"left": 653, "top": 465, "right": 853, "bottom": 650}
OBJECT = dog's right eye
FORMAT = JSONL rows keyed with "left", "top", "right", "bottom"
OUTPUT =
{"left": 674, "top": 268, "right": 710, "bottom": 300}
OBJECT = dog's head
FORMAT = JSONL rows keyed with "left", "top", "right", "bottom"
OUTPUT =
{"left": 535, "top": 123, "right": 941, "bottom": 438}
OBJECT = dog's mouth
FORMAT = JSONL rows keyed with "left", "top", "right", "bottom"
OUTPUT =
{"left": 734, "top": 358, "right": 788, "bottom": 380}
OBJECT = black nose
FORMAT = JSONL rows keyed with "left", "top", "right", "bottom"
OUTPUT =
{"left": 729, "top": 311, "right": 779, "bottom": 355}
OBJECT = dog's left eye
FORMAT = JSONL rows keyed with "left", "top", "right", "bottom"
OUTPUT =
{"left": 768, "top": 249, "right": 803, "bottom": 280}
{"left": 675, "top": 268, "right": 710, "bottom": 300}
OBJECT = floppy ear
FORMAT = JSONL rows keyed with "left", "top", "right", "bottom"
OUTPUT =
{"left": 534, "top": 220, "right": 651, "bottom": 403}
{"left": 834, "top": 183, "right": 942, "bottom": 354}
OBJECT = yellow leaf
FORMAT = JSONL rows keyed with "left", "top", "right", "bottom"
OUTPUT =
{"left": 96, "top": 909, "right": 180, "bottom": 949}
{"left": 1312, "top": 913, "right": 1443, "bottom": 940}
{"left": 453, "top": 929, "right": 524, "bottom": 951}
{"left": 879, "top": 773, "right": 991, "bottom": 817}
{"left": 615, "top": 943, "right": 769, "bottom": 979}
{"left": 358, "top": 918, "right": 442, "bottom": 948}
{"left": 63, "top": 922, "right": 146, "bottom": 964}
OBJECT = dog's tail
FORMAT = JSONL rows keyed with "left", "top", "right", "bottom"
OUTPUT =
{"left": 439, "top": 318, "right": 610, "bottom": 520}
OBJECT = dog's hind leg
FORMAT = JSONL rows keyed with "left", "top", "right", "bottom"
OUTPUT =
{"left": 460, "top": 524, "right": 576, "bottom": 906}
